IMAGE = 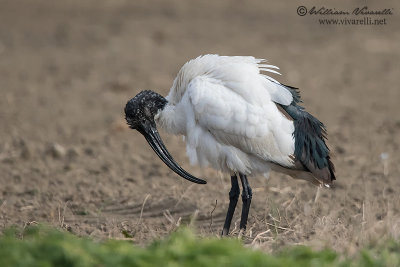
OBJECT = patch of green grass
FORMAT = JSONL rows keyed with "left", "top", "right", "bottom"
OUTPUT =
{"left": 0, "top": 226, "right": 398, "bottom": 267}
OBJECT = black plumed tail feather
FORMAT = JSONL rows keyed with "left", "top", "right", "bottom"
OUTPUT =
{"left": 279, "top": 84, "right": 335, "bottom": 184}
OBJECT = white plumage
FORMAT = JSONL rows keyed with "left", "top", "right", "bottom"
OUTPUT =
{"left": 125, "top": 54, "right": 335, "bottom": 235}
{"left": 156, "top": 54, "right": 296, "bottom": 177}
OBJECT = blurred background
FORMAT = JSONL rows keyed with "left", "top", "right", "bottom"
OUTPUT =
{"left": 0, "top": 0, "right": 399, "bottom": 252}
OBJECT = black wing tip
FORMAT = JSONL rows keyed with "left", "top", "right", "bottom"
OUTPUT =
{"left": 275, "top": 83, "right": 336, "bottom": 184}
{"left": 294, "top": 112, "right": 336, "bottom": 184}
{"left": 300, "top": 154, "right": 336, "bottom": 185}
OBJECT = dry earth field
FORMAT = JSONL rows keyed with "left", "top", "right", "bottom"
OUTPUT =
{"left": 0, "top": 0, "right": 399, "bottom": 254}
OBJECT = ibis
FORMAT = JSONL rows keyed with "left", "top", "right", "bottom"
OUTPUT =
{"left": 124, "top": 55, "right": 335, "bottom": 236}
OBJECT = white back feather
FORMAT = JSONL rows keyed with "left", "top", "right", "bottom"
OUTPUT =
{"left": 158, "top": 54, "right": 296, "bottom": 174}
{"left": 167, "top": 54, "right": 294, "bottom": 106}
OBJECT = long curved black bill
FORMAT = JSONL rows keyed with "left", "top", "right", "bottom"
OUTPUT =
{"left": 139, "top": 123, "right": 207, "bottom": 184}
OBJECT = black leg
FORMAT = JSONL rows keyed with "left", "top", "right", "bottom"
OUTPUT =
{"left": 239, "top": 173, "right": 252, "bottom": 231}
{"left": 221, "top": 174, "right": 240, "bottom": 236}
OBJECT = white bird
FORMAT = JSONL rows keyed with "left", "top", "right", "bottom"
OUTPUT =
{"left": 125, "top": 54, "right": 335, "bottom": 236}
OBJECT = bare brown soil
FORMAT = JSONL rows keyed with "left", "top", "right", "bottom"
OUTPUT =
{"left": 1, "top": 0, "right": 399, "bottom": 253}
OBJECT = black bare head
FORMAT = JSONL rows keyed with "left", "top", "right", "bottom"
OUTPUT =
{"left": 125, "top": 90, "right": 206, "bottom": 185}
{"left": 125, "top": 90, "right": 167, "bottom": 131}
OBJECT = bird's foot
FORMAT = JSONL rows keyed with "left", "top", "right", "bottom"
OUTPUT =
{"left": 221, "top": 228, "right": 229, "bottom": 237}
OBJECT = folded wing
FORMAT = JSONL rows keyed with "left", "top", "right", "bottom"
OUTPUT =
{"left": 186, "top": 76, "right": 295, "bottom": 169}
